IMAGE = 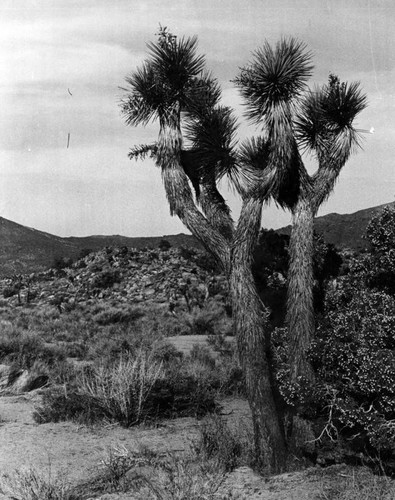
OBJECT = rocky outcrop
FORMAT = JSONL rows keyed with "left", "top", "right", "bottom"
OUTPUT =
{"left": 0, "top": 247, "right": 228, "bottom": 314}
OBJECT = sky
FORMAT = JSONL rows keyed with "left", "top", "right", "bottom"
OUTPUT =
{"left": 0, "top": 0, "right": 394, "bottom": 237}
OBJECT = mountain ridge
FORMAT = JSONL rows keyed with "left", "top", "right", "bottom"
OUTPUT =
{"left": 276, "top": 201, "right": 395, "bottom": 250}
{"left": 0, "top": 201, "right": 393, "bottom": 276}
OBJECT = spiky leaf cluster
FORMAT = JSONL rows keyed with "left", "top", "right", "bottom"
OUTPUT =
{"left": 184, "top": 106, "right": 238, "bottom": 181}
{"left": 120, "top": 29, "right": 207, "bottom": 127}
{"left": 235, "top": 38, "right": 313, "bottom": 125}
{"left": 295, "top": 74, "right": 367, "bottom": 161}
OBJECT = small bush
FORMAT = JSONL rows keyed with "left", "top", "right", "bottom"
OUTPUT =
{"left": 34, "top": 350, "right": 219, "bottom": 426}
{"left": 79, "top": 352, "right": 164, "bottom": 426}
{"left": 91, "top": 268, "right": 121, "bottom": 289}
{"left": 52, "top": 256, "right": 73, "bottom": 272}
{"left": 318, "top": 467, "right": 395, "bottom": 500}
{"left": 0, "top": 468, "right": 77, "bottom": 500}
{"left": 152, "top": 342, "right": 183, "bottom": 363}
{"left": 3, "top": 286, "right": 18, "bottom": 298}
{"left": 92, "top": 305, "right": 144, "bottom": 326}
{"left": 0, "top": 330, "right": 66, "bottom": 369}
{"left": 33, "top": 388, "right": 102, "bottom": 425}
{"left": 81, "top": 446, "right": 234, "bottom": 500}
{"left": 193, "top": 414, "right": 254, "bottom": 472}
{"left": 158, "top": 239, "right": 171, "bottom": 251}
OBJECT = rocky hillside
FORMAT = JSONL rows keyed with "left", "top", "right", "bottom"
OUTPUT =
{"left": 277, "top": 201, "right": 395, "bottom": 251}
{"left": 0, "top": 246, "right": 228, "bottom": 324}
{"left": 0, "top": 200, "right": 393, "bottom": 276}
{"left": 0, "top": 216, "right": 201, "bottom": 277}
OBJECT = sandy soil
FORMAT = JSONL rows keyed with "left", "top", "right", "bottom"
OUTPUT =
{"left": 0, "top": 392, "right": 204, "bottom": 483}
{"left": 1, "top": 393, "right": 395, "bottom": 499}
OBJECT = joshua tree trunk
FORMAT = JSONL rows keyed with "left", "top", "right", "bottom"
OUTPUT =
{"left": 199, "top": 181, "right": 234, "bottom": 241}
{"left": 286, "top": 196, "right": 315, "bottom": 384}
{"left": 158, "top": 115, "right": 231, "bottom": 274}
{"left": 158, "top": 111, "right": 286, "bottom": 472}
{"left": 231, "top": 196, "right": 286, "bottom": 473}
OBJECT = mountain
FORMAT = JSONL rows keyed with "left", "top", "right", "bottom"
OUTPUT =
{"left": 276, "top": 201, "right": 395, "bottom": 251}
{"left": 0, "top": 217, "right": 201, "bottom": 277}
{"left": 0, "top": 201, "right": 393, "bottom": 276}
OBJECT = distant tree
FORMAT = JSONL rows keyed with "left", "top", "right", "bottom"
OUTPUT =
{"left": 77, "top": 248, "right": 93, "bottom": 260}
{"left": 52, "top": 256, "right": 73, "bottom": 272}
{"left": 158, "top": 239, "right": 171, "bottom": 251}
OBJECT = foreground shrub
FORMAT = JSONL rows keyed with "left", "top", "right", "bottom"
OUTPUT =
{"left": 193, "top": 414, "right": 254, "bottom": 472}
{"left": 274, "top": 286, "right": 395, "bottom": 470}
{"left": 34, "top": 350, "right": 219, "bottom": 426}
{"left": 75, "top": 445, "right": 236, "bottom": 500}
{"left": 318, "top": 466, "right": 395, "bottom": 500}
{"left": 0, "top": 468, "right": 77, "bottom": 500}
{"left": 80, "top": 352, "right": 164, "bottom": 426}
{"left": 33, "top": 388, "right": 103, "bottom": 425}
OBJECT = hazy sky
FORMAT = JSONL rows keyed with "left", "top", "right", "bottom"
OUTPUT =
{"left": 0, "top": 0, "right": 394, "bottom": 237}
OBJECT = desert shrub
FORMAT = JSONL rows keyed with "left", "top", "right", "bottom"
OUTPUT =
{"left": 0, "top": 330, "right": 66, "bottom": 369}
{"left": 91, "top": 268, "right": 121, "bottom": 289}
{"left": 190, "top": 344, "right": 216, "bottom": 369}
{"left": 194, "top": 251, "right": 218, "bottom": 273}
{"left": 147, "top": 366, "right": 218, "bottom": 419}
{"left": 34, "top": 350, "right": 219, "bottom": 425}
{"left": 312, "top": 290, "right": 395, "bottom": 453}
{"left": 183, "top": 301, "right": 232, "bottom": 336}
{"left": 151, "top": 342, "right": 183, "bottom": 363}
{"left": 77, "top": 248, "right": 93, "bottom": 260}
{"left": 184, "top": 343, "right": 243, "bottom": 397}
{"left": 80, "top": 446, "right": 234, "bottom": 500}
{"left": 319, "top": 468, "right": 395, "bottom": 500}
{"left": 364, "top": 206, "right": 395, "bottom": 294}
{"left": 274, "top": 286, "right": 395, "bottom": 468}
{"left": 33, "top": 388, "right": 103, "bottom": 424}
{"left": 78, "top": 352, "right": 164, "bottom": 426}
{"left": 72, "top": 445, "right": 160, "bottom": 497}
{"left": 178, "top": 245, "right": 196, "bottom": 261}
{"left": 52, "top": 256, "right": 73, "bottom": 272}
{"left": 92, "top": 304, "right": 144, "bottom": 325}
{"left": 0, "top": 468, "right": 77, "bottom": 500}
{"left": 193, "top": 414, "right": 254, "bottom": 472}
{"left": 3, "top": 285, "right": 18, "bottom": 298}
{"left": 158, "top": 239, "right": 171, "bottom": 251}
{"left": 207, "top": 334, "right": 235, "bottom": 357}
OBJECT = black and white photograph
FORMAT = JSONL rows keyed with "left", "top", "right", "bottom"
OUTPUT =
{"left": 0, "top": 1, "right": 394, "bottom": 498}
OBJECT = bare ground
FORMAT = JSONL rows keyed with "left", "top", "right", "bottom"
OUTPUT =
{"left": 1, "top": 392, "right": 394, "bottom": 499}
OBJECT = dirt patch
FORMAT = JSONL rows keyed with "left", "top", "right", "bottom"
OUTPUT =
{"left": 1, "top": 393, "right": 394, "bottom": 499}
{"left": 0, "top": 393, "right": 200, "bottom": 484}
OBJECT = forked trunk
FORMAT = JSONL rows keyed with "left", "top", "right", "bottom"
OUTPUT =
{"left": 286, "top": 197, "right": 315, "bottom": 383}
{"left": 158, "top": 115, "right": 231, "bottom": 273}
{"left": 199, "top": 181, "right": 234, "bottom": 241}
{"left": 230, "top": 196, "right": 286, "bottom": 473}
{"left": 158, "top": 112, "right": 286, "bottom": 472}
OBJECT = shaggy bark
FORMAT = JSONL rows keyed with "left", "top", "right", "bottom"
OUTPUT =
{"left": 286, "top": 196, "right": 315, "bottom": 384}
{"left": 286, "top": 152, "right": 349, "bottom": 383}
{"left": 158, "top": 110, "right": 286, "bottom": 472}
{"left": 231, "top": 196, "right": 287, "bottom": 472}
{"left": 158, "top": 116, "right": 231, "bottom": 274}
{"left": 199, "top": 181, "right": 234, "bottom": 241}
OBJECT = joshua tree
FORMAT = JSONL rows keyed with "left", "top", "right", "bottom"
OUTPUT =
{"left": 236, "top": 54, "right": 367, "bottom": 385}
{"left": 120, "top": 28, "right": 313, "bottom": 471}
